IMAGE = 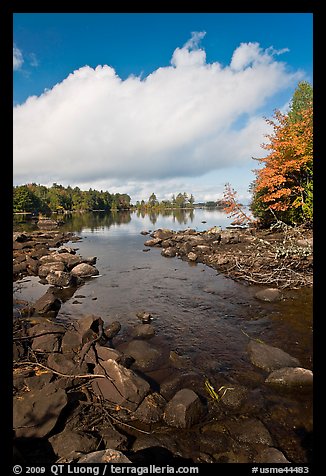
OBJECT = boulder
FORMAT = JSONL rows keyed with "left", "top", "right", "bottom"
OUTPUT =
{"left": 33, "top": 289, "right": 61, "bottom": 317}
{"left": 49, "top": 429, "right": 99, "bottom": 459}
{"left": 91, "top": 359, "right": 150, "bottom": 411}
{"left": 46, "top": 270, "right": 76, "bottom": 287}
{"left": 70, "top": 263, "right": 99, "bottom": 277}
{"left": 247, "top": 340, "right": 301, "bottom": 372}
{"left": 163, "top": 388, "right": 206, "bottom": 429}
{"left": 220, "top": 231, "right": 241, "bottom": 244}
{"left": 161, "top": 247, "right": 177, "bottom": 258}
{"left": 187, "top": 252, "right": 198, "bottom": 262}
{"left": 151, "top": 229, "right": 174, "bottom": 240}
{"left": 77, "top": 450, "right": 131, "bottom": 463}
{"left": 136, "top": 311, "right": 153, "bottom": 323}
{"left": 38, "top": 261, "right": 65, "bottom": 277}
{"left": 265, "top": 367, "right": 313, "bottom": 388}
{"left": 122, "top": 340, "right": 162, "bottom": 371}
{"left": 144, "top": 238, "right": 162, "bottom": 247}
{"left": 255, "top": 288, "right": 282, "bottom": 302}
{"left": 104, "top": 321, "right": 122, "bottom": 340}
{"left": 134, "top": 392, "right": 166, "bottom": 424}
{"left": 13, "top": 382, "right": 67, "bottom": 438}
{"left": 100, "top": 428, "right": 128, "bottom": 451}
{"left": 47, "top": 353, "right": 87, "bottom": 376}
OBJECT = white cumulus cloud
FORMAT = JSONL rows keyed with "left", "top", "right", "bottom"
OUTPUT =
{"left": 13, "top": 33, "right": 302, "bottom": 199}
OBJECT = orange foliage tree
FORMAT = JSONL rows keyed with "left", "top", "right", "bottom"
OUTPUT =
{"left": 222, "top": 182, "right": 255, "bottom": 226}
{"left": 251, "top": 81, "right": 313, "bottom": 226}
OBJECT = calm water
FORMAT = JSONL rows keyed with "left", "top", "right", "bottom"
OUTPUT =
{"left": 13, "top": 209, "right": 313, "bottom": 461}
{"left": 14, "top": 209, "right": 312, "bottom": 371}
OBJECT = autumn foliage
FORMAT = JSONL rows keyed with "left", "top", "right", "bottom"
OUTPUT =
{"left": 251, "top": 81, "right": 313, "bottom": 226}
{"left": 222, "top": 182, "right": 255, "bottom": 226}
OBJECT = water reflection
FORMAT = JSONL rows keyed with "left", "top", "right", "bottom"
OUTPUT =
{"left": 136, "top": 208, "right": 195, "bottom": 225}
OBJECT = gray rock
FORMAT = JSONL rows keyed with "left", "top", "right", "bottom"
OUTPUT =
{"left": 247, "top": 340, "right": 301, "bottom": 372}
{"left": 163, "top": 388, "right": 206, "bottom": 428}
{"left": 47, "top": 353, "right": 87, "bottom": 376}
{"left": 91, "top": 359, "right": 150, "bottom": 411}
{"left": 49, "top": 429, "right": 99, "bottom": 459}
{"left": 31, "top": 333, "right": 61, "bottom": 353}
{"left": 255, "top": 288, "right": 282, "bottom": 302}
{"left": 71, "top": 263, "right": 99, "bottom": 277}
{"left": 151, "top": 229, "right": 174, "bottom": 240}
{"left": 77, "top": 449, "right": 131, "bottom": 463}
{"left": 13, "top": 383, "right": 67, "bottom": 438}
{"left": 265, "top": 367, "right": 313, "bottom": 388}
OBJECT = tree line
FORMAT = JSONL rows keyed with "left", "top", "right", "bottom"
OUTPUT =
{"left": 13, "top": 183, "right": 131, "bottom": 214}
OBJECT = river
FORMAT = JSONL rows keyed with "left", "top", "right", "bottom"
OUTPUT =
{"left": 13, "top": 208, "right": 313, "bottom": 462}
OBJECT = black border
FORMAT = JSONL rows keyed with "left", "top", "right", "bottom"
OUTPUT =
{"left": 5, "top": 2, "right": 321, "bottom": 475}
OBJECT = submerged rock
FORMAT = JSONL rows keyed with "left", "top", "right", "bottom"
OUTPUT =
{"left": 247, "top": 340, "right": 301, "bottom": 372}
{"left": 255, "top": 288, "right": 282, "bottom": 302}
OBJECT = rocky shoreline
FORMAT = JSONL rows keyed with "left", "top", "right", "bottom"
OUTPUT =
{"left": 13, "top": 226, "right": 313, "bottom": 464}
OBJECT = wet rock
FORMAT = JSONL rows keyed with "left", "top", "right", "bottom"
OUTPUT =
{"left": 122, "top": 340, "right": 162, "bottom": 371}
{"left": 163, "top": 388, "right": 206, "bottom": 428}
{"left": 100, "top": 428, "right": 129, "bottom": 451}
{"left": 132, "top": 324, "right": 155, "bottom": 339}
{"left": 161, "top": 247, "right": 177, "bottom": 258}
{"left": 247, "top": 340, "right": 301, "bottom": 372}
{"left": 265, "top": 367, "right": 313, "bottom": 389}
{"left": 220, "top": 385, "right": 249, "bottom": 410}
{"left": 224, "top": 417, "right": 273, "bottom": 446}
{"left": 255, "top": 288, "right": 282, "bottom": 302}
{"left": 169, "top": 351, "right": 191, "bottom": 369}
{"left": 187, "top": 252, "right": 198, "bottom": 262}
{"left": 104, "top": 321, "right": 122, "bottom": 340}
{"left": 13, "top": 382, "right": 68, "bottom": 438}
{"left": 33, "top": 289, "right": 61, "bottom": 317}
{"left": 49, "top": 429, "right": 100, "bottom": 459}
{"left": 254, "top": 446, "right": 290, "bottom": 463}
{"left": 134, "top": 392, "right": 166, "bottom": 424}
{"left": 45, "top": 270, "right": 76, "bottom": 287}
{"left": 71, "top": 263, "right": 99, "bottom": 277}
{"left": 140, "top": 231, "right": 150, "bottom": 235}
{"left": 77, "top": 449, "right": 132, "bottom": 463}
{"left": 92, "top": 359, "right": 150, "bottom": 411}
{"left": 136, "top": 311, "right": 153, "bottom": 323}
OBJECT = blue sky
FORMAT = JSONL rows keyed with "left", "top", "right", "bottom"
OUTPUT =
{"left": 13, "top": 13, "right": 313, "bottom": 203}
